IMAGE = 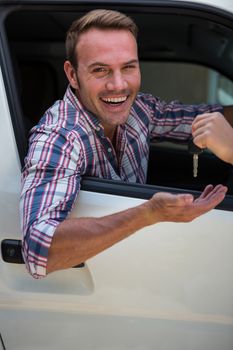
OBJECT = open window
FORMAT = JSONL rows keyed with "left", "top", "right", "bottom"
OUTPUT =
{"left": 2, "top": 3, "right": 233, "bottom": 203}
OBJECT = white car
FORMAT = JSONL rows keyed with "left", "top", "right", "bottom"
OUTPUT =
{"left": 0, "top": 0, "right": 233, "bottom": 349}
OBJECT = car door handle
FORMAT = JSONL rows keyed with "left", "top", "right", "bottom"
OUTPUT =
{"left": 1, "top": 239, "right": 85, "bottom": 267}
{"left": 1, "top": 239, "right": 24, "bottom": 264}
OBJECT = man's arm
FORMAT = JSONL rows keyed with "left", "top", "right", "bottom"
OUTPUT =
{"left": 47, "top": 184, "right": 227, "bottom": 275}
{"left": 144, "top": 94, "right": 224, "bottom": 142}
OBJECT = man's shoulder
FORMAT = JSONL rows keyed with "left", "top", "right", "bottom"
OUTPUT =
{"left": 127, "top": 93, "right": 158, "bottom": 127}
{"left": 133, "top": 92, "right": 162, "bottom": 113}
{"left": 135, "top": 92, "right": 160, "bottom": 106}
{"left": 36, "top": 99, "right": 82, "bottom": 134}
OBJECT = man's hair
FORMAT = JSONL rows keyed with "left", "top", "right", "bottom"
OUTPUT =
{"left": 65, "top": 9, "right": 138, "bottom": 69}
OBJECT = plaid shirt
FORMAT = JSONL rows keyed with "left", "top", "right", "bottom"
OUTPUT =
{"left": 20, "top": 85, "right": 222, "bottom": 278}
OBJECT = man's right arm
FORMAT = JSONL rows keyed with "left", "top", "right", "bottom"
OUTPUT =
{"left": 47, "top": 184, "right": 227, "bottom": 275}
{"left": 20, "top": 115, "right": 85, "bottom": 279}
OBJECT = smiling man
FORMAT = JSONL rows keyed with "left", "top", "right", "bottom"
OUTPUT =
{"left": 20, "top": 9, "right": 230, "bottom": 278}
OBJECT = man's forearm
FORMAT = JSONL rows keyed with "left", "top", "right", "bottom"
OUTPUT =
{"left": 47, "top": 203, "right": 150, "bottom": 274}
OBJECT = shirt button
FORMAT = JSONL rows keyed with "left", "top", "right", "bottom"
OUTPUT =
{"left": 96, "top": 126, "right": 100, "bottom": 131}
{"left": 108, "top": 148, "right": 112, "bottom": 153}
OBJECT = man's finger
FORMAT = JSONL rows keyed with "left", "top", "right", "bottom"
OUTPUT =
{"left": 194, "top": 187, "right": 227, "bottom": 212}
{"left": 198, "top": 184, "right": 214, "bottom": 199}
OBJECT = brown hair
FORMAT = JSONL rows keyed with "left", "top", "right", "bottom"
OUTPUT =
{"left": 65, "top": 9, "right": 138, "bottom": 69}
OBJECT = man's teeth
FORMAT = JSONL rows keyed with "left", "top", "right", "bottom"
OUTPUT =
{"left": 102, "top": 96, "right": 127, "bottom": 103}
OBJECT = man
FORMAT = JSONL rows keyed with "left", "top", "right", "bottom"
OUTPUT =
{"left": 20, "top": 9, "right": 231, "bottom": 279}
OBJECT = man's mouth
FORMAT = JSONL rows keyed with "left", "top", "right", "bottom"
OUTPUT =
{"left": 100, "top": 96, "right": 128, "bottom": 105}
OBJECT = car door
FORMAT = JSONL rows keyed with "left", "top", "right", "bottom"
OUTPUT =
{"left": 0, "top": 1, "right": 233, "bottom": 350}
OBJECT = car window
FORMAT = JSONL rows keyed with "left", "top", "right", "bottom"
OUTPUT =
{"left": 140, "top": 62, "right": 233, "bottom": 105}
{"left": 3, "top": 4, "right": 233, "bottom": 201}
{"left": 216, "top": 74, "right": 233, "bottom": 105}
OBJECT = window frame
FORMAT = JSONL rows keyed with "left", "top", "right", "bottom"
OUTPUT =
{"left": 1, "top": 1, "right": 233, "bottom": 211}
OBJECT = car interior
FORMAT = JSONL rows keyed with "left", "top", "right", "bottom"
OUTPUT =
{"left": 3, "top": 3, "right": 233, "bottom": 195}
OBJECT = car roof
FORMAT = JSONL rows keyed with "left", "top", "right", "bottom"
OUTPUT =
{"left": 0, "top": 0, "right": 232, "bottom": 14}
{"left": 175, "top": 0, "right": 233, "bottom": 14}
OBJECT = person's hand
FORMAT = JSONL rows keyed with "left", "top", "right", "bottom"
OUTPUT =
{"left": 192, "top": 112, "right": 233, "bottom": 165}
{"left": 143, "top": 184, "right": 227, "bottom": 225}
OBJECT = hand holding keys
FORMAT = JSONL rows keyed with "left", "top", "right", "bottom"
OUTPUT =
{"left": 188, "top": 139, "right": 204, "bottom": 177}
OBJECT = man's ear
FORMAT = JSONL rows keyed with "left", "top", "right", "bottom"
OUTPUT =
{"left": 64, "top": 60, "right": 79, "bottom": 89}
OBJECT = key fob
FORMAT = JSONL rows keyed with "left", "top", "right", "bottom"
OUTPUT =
{"left": 188, "top": 138, "right": 204, "bottom": 155}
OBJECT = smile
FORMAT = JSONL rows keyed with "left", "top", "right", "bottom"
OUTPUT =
{"left": 101, "top": 96, "right": 128, "bottom": 104}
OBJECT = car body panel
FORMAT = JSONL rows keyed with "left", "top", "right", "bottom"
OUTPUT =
{"left": 1, "top": 186, "right": 233, "bottom": 349}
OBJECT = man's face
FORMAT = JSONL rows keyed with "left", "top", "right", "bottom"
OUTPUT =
{"left": 74, "top": 28, "right": 141, "bottom": 133}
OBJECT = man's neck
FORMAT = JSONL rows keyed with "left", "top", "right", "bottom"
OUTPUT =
{"left": 104, "top": 126, "right": 118, "bottom": 152}
{"left": 103, "top": 125, "right": 116, "bottom": 142}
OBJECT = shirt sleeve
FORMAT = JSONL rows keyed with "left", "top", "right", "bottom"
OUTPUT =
{"left": 142, "top": 94, "right": 224, "bottom": 141}
{"left": 20, "top": 123, "right": 85, "bottom": 279}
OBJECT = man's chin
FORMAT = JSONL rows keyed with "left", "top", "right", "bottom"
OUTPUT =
{"left": 108, "top": 113, "right": 130, "bottom": 126}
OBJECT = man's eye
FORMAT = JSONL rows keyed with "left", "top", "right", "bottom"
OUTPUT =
{"left": 92, "top": 67, "right": 108, "bottom": 74}
{"left": 124, "top": 65, "right": 136, "bottom": 70}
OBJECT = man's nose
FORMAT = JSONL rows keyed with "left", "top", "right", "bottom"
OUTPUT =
{"left": 106, "top": 72, "right": 127, "bottom": 91}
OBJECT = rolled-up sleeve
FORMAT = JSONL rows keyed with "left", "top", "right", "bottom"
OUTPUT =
{"left": 20, "top": 123, "right": 85, "bottom": 279}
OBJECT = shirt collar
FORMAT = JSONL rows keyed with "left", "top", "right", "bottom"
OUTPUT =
{"left": 63, "top": 85, "right": 137, "bottom": 134}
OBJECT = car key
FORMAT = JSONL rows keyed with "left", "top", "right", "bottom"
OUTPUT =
{"left": 188, "top": 139, "right": 203, "bottom": 177}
